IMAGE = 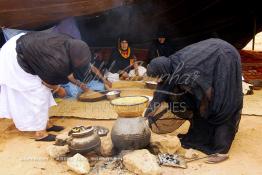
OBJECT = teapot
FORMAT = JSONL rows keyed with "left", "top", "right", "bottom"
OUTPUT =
{"left": 67, "top": 126, "right": 101, "bottom": 154}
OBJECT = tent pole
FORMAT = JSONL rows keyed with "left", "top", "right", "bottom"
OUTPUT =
{"left": 252, "top": 16, "right": 256, "bottom": 51}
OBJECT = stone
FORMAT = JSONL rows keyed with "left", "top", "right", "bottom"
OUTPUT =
{"left": 123, "top": 149, "right": 161, "bottom": 175}
{"left": 46, "top": 145, "right": 69, "bottom": 159}
{"left": 150, "top": 133, "right": 181, "bottom": 154}
{"left": 184, "top": 148, "right": 199, "bottom": 159}
{"left": 99, "top": 135, "right": 114, "bottom": 157}
{"left": 91, "top": 169, "right": 135, "bottom": 175}
{"left": 67, "top": 153, "right": 90, "bottom": 174}
{"left": 55, "top": 132, "right": 70, "bottom": 146}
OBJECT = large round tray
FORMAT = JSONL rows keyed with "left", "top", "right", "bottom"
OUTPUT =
{"left": 77, "top": 92, "right": 106, "bottom": 102}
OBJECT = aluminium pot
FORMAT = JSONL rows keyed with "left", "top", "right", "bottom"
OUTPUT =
{"left": 111, "top": 117, "right": 151, "bottom": 151}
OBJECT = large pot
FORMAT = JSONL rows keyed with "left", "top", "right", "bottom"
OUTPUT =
{"left": 111, "top": 117, "right": 151, "bottom": 150}
{"left": 67, "top": 126, "right": 101, "bottom": 154}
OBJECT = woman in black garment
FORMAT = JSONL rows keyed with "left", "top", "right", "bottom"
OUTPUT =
{"left": 144, "top": 38, "right": 243, "bottom": 159}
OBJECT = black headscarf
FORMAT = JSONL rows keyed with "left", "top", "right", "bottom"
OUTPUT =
{"left": 146, "top": 38, "right": 243, "bottom": 125}
{"left": 16, "top": 32, "right": 91, "bottom": 84}
{"left": 147, "top": 56, "right": 173, "bottom": 77}
{"left": 119, "top": 34, "right": 129, "bottom": 43}
{"left": 68, "top": 39, "right": 91, "bottom": 82}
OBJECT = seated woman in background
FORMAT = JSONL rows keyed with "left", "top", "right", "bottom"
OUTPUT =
{"left": 105, "top": 36, "right": 146, "bottom": 82}
{"left": 148, "top": 31, "right": 175, "bottom": 64}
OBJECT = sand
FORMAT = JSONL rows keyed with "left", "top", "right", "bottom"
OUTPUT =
{"left": 0, "top": 115, "right": 261, "bottom": 175}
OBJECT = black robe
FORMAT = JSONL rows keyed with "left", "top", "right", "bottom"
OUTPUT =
{"left": 146, "top": 38, "right": 243, "bottom": 154}
{"left": 148, "top": 40, "right": 175, "bottom": 64}
{"left": 16, "top": 32, "right": 91, "bottom": 85}
{"left": 107, "top": 48, "right": 135, "bottom": 73}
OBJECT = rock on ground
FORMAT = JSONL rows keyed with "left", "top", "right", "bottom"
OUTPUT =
{"left": 46, "top": 145, "right": 69, "bottom": 159}
{"left": 150, "top": 133, "right": 181, "bottom": 154}
{"left": 99, "top": 134, "right": 114, "bottom": 156}
{"left": 67, "top": 153, "right": 90, "bottom": 174}
{"left": 184, "top": 148, "right": 199, "bottom": 159}
{"left": 55, "top": 132, "right": 70, "bottom": 146}
{"left": 123, "top": 149, "right": 161, "bottom": 175}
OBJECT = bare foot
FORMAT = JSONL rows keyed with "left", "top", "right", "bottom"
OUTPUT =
{"left": 35, "top": 130, "right": 48, "bottom": 140}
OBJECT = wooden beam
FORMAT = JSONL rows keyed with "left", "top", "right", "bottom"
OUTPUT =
{"left": 252, "top": 16, "right": 256, "bottom": 51}
{"left": 0, "top": 0, "right": 133, "bottom": 28}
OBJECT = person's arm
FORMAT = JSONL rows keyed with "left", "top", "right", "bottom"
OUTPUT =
{"left": 91, "top": 65, "right": 112, "bottom": 89}
{"left": 42, "top": 82, "right": 66, "bottom": 98}
{"left": 144, "top": 82, "right": 173, "bottom": 129}
{"left": 42, "top": 81, "right": 60, "bottom": 91}
{"left": 67, "top": 74, "right": 90, "bottom": 92}
{"left": 132, "top": 56, "right": 139, "bottom": 76}
{"left": 144, "top": 83, "right": 169, "bottom": 117}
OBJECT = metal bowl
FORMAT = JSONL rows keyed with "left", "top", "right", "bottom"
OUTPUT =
{"left": 110, "top": 96, "right": 149, "bottom": 117}
{"left": 106, "top": 90, "right": 121, "bottom": 101}
{"left": 145, "top": 81, "right": 158, "bottom": 89}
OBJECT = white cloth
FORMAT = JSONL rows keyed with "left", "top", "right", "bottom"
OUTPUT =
{"left": 0, "top": 33, "right": 56, "bottom": 131}
{"left": 106, "top": 66, "right": 147, "bottom": 83}
{"left": 0, "top": 33, "right": 42, "bottom": 91}
{"left": 128, "top": 66, "right": 147, "bottom": 77}
{"left": 105, "top": 72, "right": 120, "bottom": 83}
{"left": 242, "top": 81, "right": 253, "bottom": 95}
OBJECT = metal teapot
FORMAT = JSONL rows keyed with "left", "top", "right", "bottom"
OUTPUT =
{"left": 67, "top": 126, "right": 101, "bottom": 154}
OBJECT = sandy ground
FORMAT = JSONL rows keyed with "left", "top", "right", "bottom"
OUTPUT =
{"left": 0, "top": 114, "right": 262, "bottom": 175}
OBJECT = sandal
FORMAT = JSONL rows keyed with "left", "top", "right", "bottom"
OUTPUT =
{"left": 205, "top": 154, "right": 229, "bottom": 164}
{"left": 46, "top": 125, "right": 65, "bottom": 132}
{"left": 35, "top": 134, "right": 56, "bottom": 142}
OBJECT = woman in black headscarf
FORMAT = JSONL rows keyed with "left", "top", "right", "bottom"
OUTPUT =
{"left": 147, "top": 31, "right": 176, "bottom": 64}
{"left": 106, "top": 35, "right": 138, "bottom": 81}
{"left": 144, "top": 38, "right": 243, "bottom": 158}
{"left": 0, "top": 31, "right": 92, "bottom": 141}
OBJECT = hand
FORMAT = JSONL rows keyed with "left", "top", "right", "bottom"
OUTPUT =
{"left": 103, "top": 79, "right": 112, "bottom": 88}
{"left": 79, "top": 82, "right": 89, "bottom": 92}
{"left": 120, "top": 71, "right": 129, "bottom": 80}
{"left": 55, "top": 87, "right": 67, "bottom": 98}
{"left": 146, "top": 115, "right": 159, "bottom": 130}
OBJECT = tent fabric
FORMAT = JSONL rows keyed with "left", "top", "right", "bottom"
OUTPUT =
{"left": 1, "top": 17, "right": 80, "bottom": 42}
{"left": 0, "top": 0, "right": 261, "bottom": 50}
{"left": 2, "top": 28, "right": 29, "bottom": 41}
{"left": 52, "top": 17, "right": 81, "bottom": 40}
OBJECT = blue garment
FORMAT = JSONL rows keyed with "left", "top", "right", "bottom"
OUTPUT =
{"left": 61, "top": 80, "right": 105, "bottom": 98}
{"left": 2, "top": 28, "right": 29, "bottom": 41}
{"left": 2, "top": 17, "right": 80, "bottom": 42}
{"left": 52, "top": 17, "right": 81, "bottom": 39}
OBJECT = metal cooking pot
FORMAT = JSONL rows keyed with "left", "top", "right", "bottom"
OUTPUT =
{"left": 111, "top": 117, "right": 151, "bottom": 150}
{"left": 67, "top": 126, "right": 101, "bottom": 154}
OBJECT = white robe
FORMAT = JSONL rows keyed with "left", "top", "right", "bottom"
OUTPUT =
{"left": 0, "top": 33, "right": 56, "bottom": 131}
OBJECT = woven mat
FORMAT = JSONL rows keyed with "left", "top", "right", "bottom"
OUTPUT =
{"left": 49, "top": 81, "right": 154, "bottom": 119}
{"left": 49, "top": 99, "right": 118, "bottom": 119}
{"left": 50, "top": 80, "right": 262, "bottom": 119}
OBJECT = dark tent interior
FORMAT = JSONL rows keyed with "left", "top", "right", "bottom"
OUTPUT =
{"left": 0, "top": 0, "right": 261, "bottom": 51}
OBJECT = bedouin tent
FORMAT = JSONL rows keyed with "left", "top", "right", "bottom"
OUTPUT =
{"left": 0, "top": 0, "right": 262, "bottom": 49}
